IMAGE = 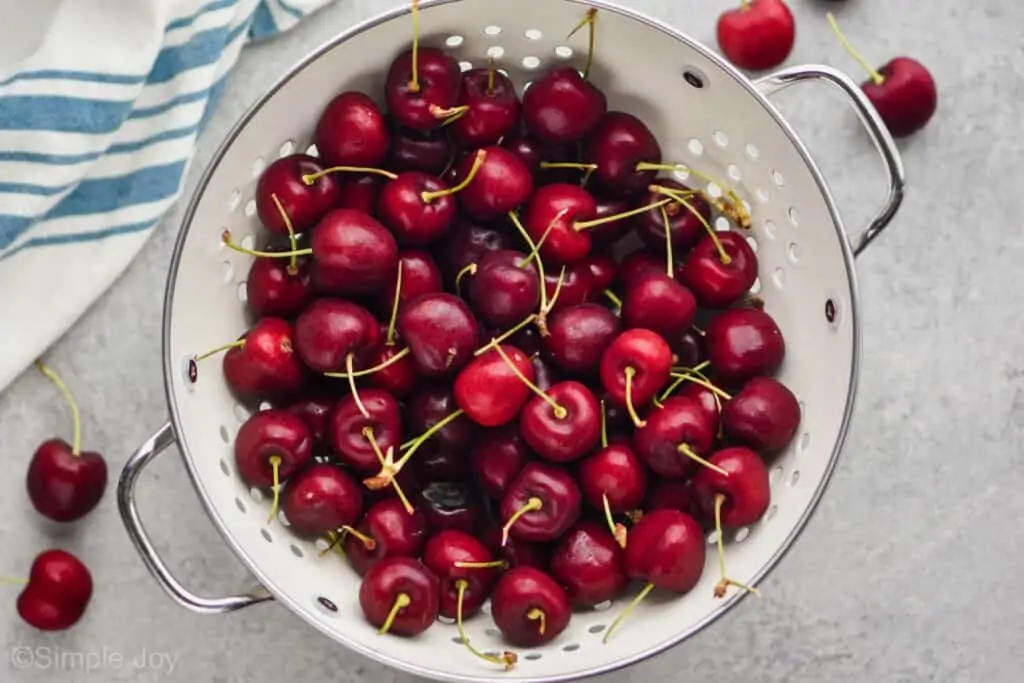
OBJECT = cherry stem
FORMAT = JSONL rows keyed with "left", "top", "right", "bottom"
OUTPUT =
{"left": 660, "top": 203, "right": 675, "bottom": 277}
{"left": 456, "top": 580, "right": 517, "bottom": 669}
{"left": 474, "top": 314, "right": 538, "bottom": 357}
{"left": 270, "top": 193, "right": 299, "bottom": 275}
{"left": 641, "top": 163, "right": 749, "bottom": 228}
{"left": 501, "top": 496, "right": 543, "bottom": 546}
{"left": 395, "top": 409, "right": 466, "bottom": 470}
{"left": 363, "top": 427, "right": 415, "bottom": 514}
{"left": 408, "top": 0, "right": 420, "bottom": 93}
{"left": 567, "top": 8, "right": 598, "bottom": 80}
{"left": 653, "top": 186, "right": 731, "bottom": 265}
{"left": 520, "top": 208, "right": 568, "bottom": 269}
{"left": 603, "top": 493, "right": 628, "bottom": 549}
{"left": 599, "top": 399, "right": 608, "bottom": 448}
{"left": 714, "top": 493, "right": 761, "bottom": 599}
{"left": 659, "top": 360, "right": 712, "bottom": 400}
{"left": 493, "top": 345, "right": 567, "bottom": 419}
{"left": 539, "top": 161, "right": 597, "bottom": 172}
{"left": 431, "top": 104, "right": 471, "bottom": 126}
{"left": 345, "top": 353, "right": 370, "bottom": 419}
{"left": 454, "top": 560, "right": 507, "bottom": 569}
{"left": 508, "top": 212, "right": 549, "bottom": 318}
{"left": 223, "top": 230, "right": 312, "bottom": 259}
{"left": 319, "top": 526, "right": 375, "bottom": 556}
{"left": 0, "top": 577, "right": 28, "bottom": 585}
{"left": 677, "top": 443, "right": 729, "bottom": 476}
{"left": 192, "top": 340, "right": 245, "bottom": 363}
{"left": 526, "top": 607, "right": 547, "bottom": 636}
{"left": 487, "top": 56, "right": 496, "bottom": 95}
{"left": 455, "top": 263, "right": 477, "bottom": 298}
{"left": 324, "top": 530, "right": 347, "bottom": 557}
{"left": 379, "top": 592, "right": 412, "bottom": 635}
{"left": 423, "top": 149, "right": 486, "bottom": 203}
{"left": 302, "top": 166, "right": 398, "bottom": 184}
{"left": 573, "top": 198, "right": 673, "bottom": 232}
{"left": 324, "top": 347, "right": 411, "bottom": 380}
{"left": 544, "top": 266, "right": 567, "bottom": 316}
{"left": 623, "top": 366, "right": 646, "bottom": 428}
{"left": 602, "top": 582, "right": 655, "bottom": 644}
{"left": 266, "top": 455, "right": 282, "bottom": 524}
{"left": 827, "top": 12, "right": 884, "bottom": 86}
{"left": 36, "top": 360, "right": 82, "bottom": 456}
{"left": 669, "top": 372, "right": 732, "bottom": 401}
{"left": 386, "top": 262, "right": 403, "bottom": 346}
{"left": 603, "top": 289, "right": 622, "bottom": 309}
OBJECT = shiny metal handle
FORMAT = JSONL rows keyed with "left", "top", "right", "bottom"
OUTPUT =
{"left": 755, "top": 64, "right": 906, "bottom": 258}
{"left": 117, "top": 422, "right": 272, "bottom": 614}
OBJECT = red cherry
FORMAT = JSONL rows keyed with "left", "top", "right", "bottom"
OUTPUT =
{"left": 293, "top": 298, "right": 380, "bottom": 374}
{"left": 578, "top": 442, "right": 647, "bottom": 513}
{"left": 281, "top": 463, "right": 363, "bottom": 537}
{"left": 617, "top": 248, "right": 664, "bottom": 289}
{"left": 623, "top": 509, "right": 705, "bottom": 592}
{"left": 366, "top": 344, "right": 421, "bottom": 399}
{"left": 522, "top": 183, "right": 596, "bottom": 265}
{"left": 549, "top": 521, "right": 628, "bottom": 607}
{"left": 453, "top": 146, "right": 534, "bottom": 222}
{"left": 377, "top": 172, "right": 457, "bottom": 246}
{"left": 542, "top": 261, "right": 595, "bottom": 313}
{"left": 219, "top": 318, "right": 308, "bottom": 401}
{"left": 716, "top": 0, "right": 796, "bottom": 72}
{"left": 285, "top": 394, "right": 334, "bottom": 446}
{"left": 491, "top": 567, "right": 571, "bottom": 646}
{"left": 376, "top": 250, "right": 443, "bottom": 319}
{"left": 315, "top": 91, "right": 389, "bottom": 167}
{"left": 454, "top": 345, "right": 534, "bottom": 428}
{"left": 522, "top": 67, "right": 607, "bottom": 144}
{"left": 359, "top": 556, "right": 440, "bottom": 637}
{"left": 583, "top": 252, "right": 618, "bottom": 292}
{"left": 705, "top": 307, "right": 785, "bottom": 383}
{"left": 861, "top": 58, "right": 937, "bottom": 138}
{"left": 679, "top": 231, "right": 758, "bottom": 309}
{"left": 397, "top": 293, "right": 481, "bottom": 378}
{"left": 310, "top": 209, "right": 398, "bottom": 296}
{"left": 634, "top": 396, "right": 716, "bottom": 478}
{"left": 246, "top": 256, "right": 311, "bottom": 319}
{"left": 545, "top": 304, "right": 620, "bottom": 376}
{"left": 234, "top": 410, "right": 312, "bottom": 522}
{"left": 692, "top": 447, "right": 771, "bottom": 527}
{"left": 588, "top": 198, "right": 635, "bottom": 249}
{"left": 385, "top": 47, "right": 461, "bottom": 132}
{"left": 645, "top": 480, "right": 701, "bottom": 520}
{"left": 722, "top": 377, "right": 801, "bottom": 453}
{"left": 27, "top": 440, "right": 107, "bottom": 523}
{"left": 422, "top": 530, "right": 500, "bottom": 619}
{"left": 329, "top": 389, "right": 402, "bottom": 472}
{"left": 470, "top": 426, "right": 529, "bottom": 500}
{"left": 583, "top": 111, "right": 662, "bottom": 197}
{"left": 337, "top": 174, "right": 385, "bottom": 214}
{"left": 676, "top": 382, "right": 721, "bottom": 436}
{"left": 635, "top": 179, "right": 711, "bottom": 252}
{"left": 345, "top": 498, "right": 428, "bottom": 576}
{"left": 386, "top": 123, "right": 452, "bottom": 175}
{"left": 255, "top": 154, "right": 339, "bottom": 235}
{"left": 600, "top": 329, "right": 673, "bottom": 413}
{"left": 519, "top": 381, "right": 601, "bottom": 463}
{"left": 435, "top": 218, "right": 514, "bottom": 288}
{"left": 468, "top": 250, "right": 541, "bottom": 328}
{"left": 500, "top": 462, "right": 581, "bottom": 542}
{"left": 452, "top": 67, "right": 522, "bottom": 147}
{"left": 16, "top": 549, "right": 93, "bottom": 631}
{"left": 622, "top": 273, "right": 697, "bottom": 341}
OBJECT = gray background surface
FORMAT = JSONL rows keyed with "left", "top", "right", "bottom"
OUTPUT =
{"left": 2, "top": 0, "right": 1020, "bottom": 681}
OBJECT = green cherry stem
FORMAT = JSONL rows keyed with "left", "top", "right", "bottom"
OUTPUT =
{"left": 713, "top": 493, "right": 761, "bottom": 599}
{"left": 386, "top": 261, "right": 403, "bottom": 346}
{"left": 520, "top": 208, "right": 568, "bottom": 269}
{"left": 302, "top": 166, "right": 398, "bottom": 184}
{"left": 395, "top": 410, "right": 467, "bottom": 469}
{"left": 323, "top": 347, "right": 411, "bottom": 380}
{"left": 501, "top": 497, "right": 543, "bottom": 546}
{"left": 266, "top": 455, "right": 283, "bottom": 524}
{"left": 508, "top": 211, "right": 550, "bottom": 320}
{"left": 827, "top": 12, "right": 885, "bottom": 86}
{"left": 423, "top": 149, "right": 485, "bottom": 203}
{"left": 222, "top": 231, "right": 313, "bottom": 259}
{"left": 455, "top": 263, "right": 477, "bottom": 298}
{"left": 474, "top": 314, "right": 538, "bottom": 357}
{"left": 408, "top": 0, "right": 421, "bottom": 93}
{"left": 677, "top": 443, "right": 729, "bottom": 476}
{"left": 623, "top": 366, "right": 646, "bottom": 428}
{"left": 567, "top": 8, "right": 598, "bottom": 80}
{"left": 602, "top": 582, "right": 655, "bottom": 644}
{"left": 36, "top": 361, "right": 82, "bottom": 456}
{"left": 603, "top": 289, "right": 623, "bottom": 309}
{"left": 599, "top": 399, "right": 608, "bottom": 448}
{"left": 660, "top": 203, "right": 675, "bottom": 277}
{"left": 345, "top": 353, "right": 371, "bottom": 419}
{"left": 378, "top": 592, "right": 411, "bottom": 635}
{"left": 669, "top": 372, "right": 732, "bottom": 401}
{"left": 456, "top": 580, "right": 518, "bottom": 669}
{"left": 0, "top": 577, "right": 28, "bottom": 585}
{"left": 270, "top": 193, "right": 299, "bottom": 275}
{"left": 652, "top": 185, "right": 731, "bottom": 265}
{"left": 493, "top": 345, "right": 567, "bottom": 418}
{"left": 573, "top": 198, "right": 673, "bottom": 232}
{"left": 363, "top": 427, "right": 415, "bottom": 514}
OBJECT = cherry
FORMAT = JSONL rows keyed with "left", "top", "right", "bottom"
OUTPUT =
{"left": 337, "top": 174, "right": 385, "bottom": 214}
{"left": 255, "top": 154, "right": 339, "bottom": 235}
{"left": 679, "top": 231, "right": 758, "bottom": 309}
{"left": 622, "top": 273, "right": 697, "bottom": 341}
{"left": 192, "top": 318, "right": 306, "bottom": 401}
{"left": 26, "top": 362, "right": 107, "bottom": 523}
{"left": 674, "top": 328, "right": 707, "bottom": 369}
{"left": 602, "top": 509, "right": 705, "bottom": 642}
{"left": 827, "top": 13, "right": 936, "bottom": 138}
{"left": 453, "top": 146, "right": 534, "bottom": 221}
{"left": 491, "top": 567, "right": 571, "bottom": 646}
{"left": 359, "top": 556, "right": 440, "bottom": 637}
{"left": 635, "top": 179, "right": 711, "bottom": 253}
{"left": 634, "top": 396, "right": 717, "bottom": 478}
{"left": 415, "top": 480, "right": 485, "bottom": 534}
{"left": 600, "top": 329, "right": 674, "bottom": 427}
{"left": 617, "top": 248, "right": 664, "bottom": 288}
{"left": 500, "top": 462, "right": 581, "bottom": 543}
{"left": 470, "top": 425, "right": 529, "bottom": 499}
{"left": 646, "top": 479, "right": 701, "bottom": 519}
{"left": 407, "top": 385, "right": 475, "bottom": 452}
{"left": 522, "top": 67, "right": 607, "bottom": 144}
{"left": 385, "top": 35, "right": 461, "bottom": 132}
{"left": 377, "top": 172, "right": 459, "bottom": 246}
{"left": 589, "top": 198, "right": 635, "bottom": 249}
{"left": 545, "top": 304, "right": 620, "bottom": 375}
{"left": 578, "top": 442, "right": 647, "bottom": 516}
{"left": 376, "top": 250, "right": 443, "bottom": 319}
{"left": 675, "top": 381, "right": 721, "bottom": 437}
{"left": 542, "top": 262, "right": 594, "bottom": 314}
{"left": 501, "top": 131, "right": 567, "bottom": 176}
{"left": 14, "top": 549, "right": 93, "bottom": 631}
{"left": 246, "top": 256, "right": 311, "bottom": 319}
{"left": 234, "top": 409, "right": 313, "bottom": 522}
{"left": 329, "top": 389, "right": 402, "bottom": 472}
{"left": 453, "top": 65, "right": 522, "bottom": 148}
{"left": 315, "top": 91, "right": 390, "bottom": 167}
{"left": 413, "top": 444, "right": 470, "bottom": 482}
{"left": 722, "top": 376, "right": 801, "bottom": 453}
{"left": 584, "top": 111, "right": 662, "bottom": 197}
{"left": 309, "top": 209, "right": 399, "bottom": 296}
{"left": 583, "top": 252, "right": 617, "bottom": 292}
{"left": 345, "top": 498, "right": 428, "bottom": 576}
{"left": 530, "top": 354, "right": 560, "bottom": 391}
{"left": 692, "top": 447, "right": 770, "bottom": 597}
{"left": 717, "top": 0, "right": 795, "bottom": 72}
{"left": 366, "top": 344, "right": 420, "bottom": 399}
{"left": 286, "top": 394, "right": 334, "bottom": 446}
{"left": 397, "top": 293, "right": 481, "bottom": 378}
{"left": 454, "top": 345, "right": 534, "bottom": 427}
{"left": 294, "top": 298, "right": 380, "bottom": 374}
{"left": 483, "top": 527, "right": 548, "bottom": 570}
{"left": 422, "top": 530, "right": 500, "bottom": 619}
{"left": 435, "top": 219, "right": 514, "bottom": 288}
{"left": 281, "top": 463, "right": 363, "bottom": 537}
{"left": 520, "top": 381, "right": 601, "bottom": 462}
{"left": 705, "top": 307, "right": 785, "bottom": 383}
{"left": 550, "top": 521, "right": 628, "bottom": 607}
{"left": 386, "top": 123, "right": 452, "bottom": 175}
{"left": 468, "top": 250, "right": 541, "bottom": 328}
{"left": 522, "top": 183, "right": 596, "bottom": 265}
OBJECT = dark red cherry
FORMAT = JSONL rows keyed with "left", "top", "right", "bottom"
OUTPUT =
{"left": 454, "top": 345, "right": 534, "bottom": 428}
{"left": 634, "top": 396, "right": 716, "bottom": 478}
{"left": 359, "top": 556, "right": 440, "bottom": 637}
{"left": 470, "top": 426, "right": 529, "bottom": 499}
{"left": 522, "top": 67, "right": 607, "bottom": 144}
{"left": 582, "top": 252, "right": 617, "bottom": 292}
{"left": 468, "top": 250, "right": 541, "bottom": 328}
{"left": 600, "top": 329, "right": 674, "bottom": 408}
{"left": 578, "top": 442, "right": 647, "bottom": 513}
{"left": 584, "top": 111, "right": 662, "bottom": 197}
{"left": 646, "top": 479, "right": 701, "bottom": 519}
{"left": 16, "top": 549, "right": 93, "bottom": 632}
{"left": 453, "top": 67, "right": 522, "bottom": 148}
{"left": 519, "top": 381, "right": 601, "bottom": 463}
{"left": 366, "top": 342, "right": 421, "bottom": 399}
{"left": 542, "top": 261, "right": 594, "bottom": 313}
{"left": 255, "top": 154, "right": 339, "bottom": 235}
{"left": 315, "top": 91, "right": 389, "bottom": 167}
{"left": 337, "top": 174, "right": 385, "bottom": 214}
{"left": 676, "top": 382, "right": 721, "bottom": 436}
{"left": 234, "top": 410, "right": 313, "bottom": 489}
{"left": 705, "top": 307, "right": 785, "bottom": 383}
{"left": 483, "top": 527, "right": 549, "bottom": 570}
{"left": 281, "top": 463, "right": 363, "bottom": 537}
{"left": 679, "top": 231, "right": 758, "bottom": 309}
{"left": 345, "top": 498, "right": 428, "bottom": 576}
{"left": 500, "top": 462, "right": 582, "bottom": 542}
{"left": 549, "top": 521, "right": 628, "bottom": 607}
{"left": 588, "top": 198, "right": 634, "bottom": 249}
{"left": 376, "top": 250, "right": 443, "bottom": 318}
{"left": 673, "top": 329, "right": 707, "bottom": 369}
{"left": 691, "top": 447, "right": 771, "bottom": 527}
{"left": 722, "top": 376, "right": 801, "bottom": 453}
{"left": 286, "top": 394, "right": 334, "bottom": 445}
{"left": 522, "top": 183, "right": 596, "bottom": 265}
{"left": 435, "top": 219, "right": 514, "bottom": 288}
{"left": 491, "top": 567, "right": 571, "bottom": 646}
{"left": 415, "top": 480, "right": 485, "bottom": 535}
{"left": 246, "top": 256, "right": 312, "bottom": 320}
{"left": 293, "top": 298, "right": 380, "bottom": 373}
{"left": 617, "top": 248, "right": 664, "bottom": 288}
{"left": 386, "top": 123, "right": 452, "bottom": 175}
{"left": 413, "top": 443, "right": 470, "bottom": 482}
{"left": 422, "top": 530, "right": 500, "bottom": 619}
{"left": 623, "top": 509, "right": 705, "bottom": 593}
{"left": 622, "top": 273, "right": 697, "bottom": 341}
{"left": 454, "top": 146, "right": 534, "bottom": 222}
{"left": 26, "top": 439, "right": 107, "bottom": 524}
{"left": 385, "top": 47, "right": 461, "bottom": 132}
{"left": 310, "top": 209, "right": 398, "bottom": 296}
{"left": 407, "top": 384, "right": 476, "bottom": 452}
{"left": 397, "top": 293, "right": 481, "bottom": 378}
{"left": 635, "top": 179, "right": 711, "bottom": 252}
{"left": 377, "top": 172, "right": 456, "bottom": 246}
{"left": 545, "top": 304, "right": 620, "bottom": 376}
{"left": 329, "top": 389, "right": 402, "bottom": 472}
{"left": 222, "top": 318, "right": 307, "bottom": 401}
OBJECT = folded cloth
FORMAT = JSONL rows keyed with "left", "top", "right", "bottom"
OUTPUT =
{"left": 0, "top": 0, "right": 332, "bottom": 392}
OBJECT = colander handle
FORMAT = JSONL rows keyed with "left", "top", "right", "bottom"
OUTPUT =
{"left": 117, "top": 422, "right": 273, "bottom": 615}
{"left": 755, "top": 64, "right": 906, "bottom": 257}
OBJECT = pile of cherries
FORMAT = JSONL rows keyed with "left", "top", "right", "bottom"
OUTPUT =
{"left": 200, "top": 5, "right": 802, "bottom": 669}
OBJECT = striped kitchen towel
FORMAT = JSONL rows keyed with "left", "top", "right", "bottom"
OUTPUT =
{"left": 0, "top": 0, "right": 333, "bottom": 393}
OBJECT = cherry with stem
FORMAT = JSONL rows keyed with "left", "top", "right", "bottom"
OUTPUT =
{"left": 567, "top": 9, "right": 598, "bottom": 81}
{"left": 651, "top": 184, "right": 731, "bottom": 264}
{"left": 366, "top": 409, "right": 468, "bottom": 496}
{"left": 638, "top": 163, "right": 750, "bottom": 229}
{"left": 362, "top": 426, "right": 415, "bottom": 514}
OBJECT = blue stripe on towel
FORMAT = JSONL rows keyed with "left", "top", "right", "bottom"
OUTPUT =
{"left": 0, "top": 218, "right": 159, "bottom": 261}
{"left": 165, "top": 0, "right": 238, "bottom": 31}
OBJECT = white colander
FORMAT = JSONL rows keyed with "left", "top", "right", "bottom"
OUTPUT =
{"left": 117, "top": 1, "right": 905, "bottom": 681}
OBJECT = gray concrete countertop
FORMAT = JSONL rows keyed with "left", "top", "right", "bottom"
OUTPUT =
{"left": 2, "top": 1, "right": 1021, "bottom": 681}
